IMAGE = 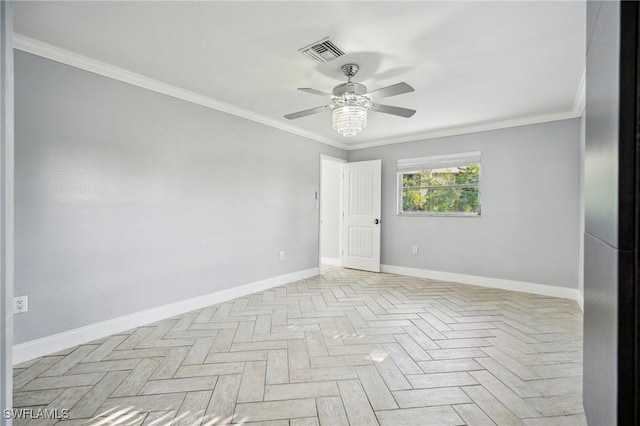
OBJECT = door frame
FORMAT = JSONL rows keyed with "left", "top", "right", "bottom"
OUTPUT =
{"left": 617, "top": 1, "right": 639, "bottom": 421}
{"left": 319, "top": 154, "right": 346, "bottom": 271}
{"left": 1, "top": 1, "right": 14, "bottom": 423}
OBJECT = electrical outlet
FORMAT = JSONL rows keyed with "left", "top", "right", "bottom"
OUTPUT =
{"left": 14, "top": 295, "right": 28, "bottom": 314}
{"left": 279, "top": 251, "right": 285, "bottom": 261}
{"left": 412, "top": 246, "right": 419, "bottom": 255}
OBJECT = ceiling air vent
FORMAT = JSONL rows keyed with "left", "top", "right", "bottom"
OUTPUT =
{"left": 299, "top": 37, "right": 345, "bottom": 63}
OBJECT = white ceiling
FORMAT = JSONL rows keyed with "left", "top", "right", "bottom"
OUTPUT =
{"left": 14, "top": 1, "right": 586, "bottom": 150}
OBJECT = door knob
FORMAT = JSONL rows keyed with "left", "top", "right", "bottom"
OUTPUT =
{"left": 374, "top": 219, "right": 380, "bottom": 224}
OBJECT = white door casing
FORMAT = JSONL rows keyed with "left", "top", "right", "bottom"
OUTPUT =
{"left": 319, "top": 155, "right": 346, "bottom": 269}
{"left": 342, "top": 160, "right": 381, "bottom": 273}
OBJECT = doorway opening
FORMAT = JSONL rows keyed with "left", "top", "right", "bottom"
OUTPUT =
{"left": 319, "top": 155, "right": 345, "bottom": 273}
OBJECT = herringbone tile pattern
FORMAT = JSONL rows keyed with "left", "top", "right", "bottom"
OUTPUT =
{"left": 13, "top": 269, "right": 585, "bottom": 425}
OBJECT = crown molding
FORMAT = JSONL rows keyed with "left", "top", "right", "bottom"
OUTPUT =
{"left": 572, "top": 68, "right": 586, "bottom": 116}
{"left": 12, "top": 33, "right": 348, "bottom": 151}
{"left": 347, "top": 110, "right": 582, "bottom": 151}
{"left": 13, "top": 33, "right": 584, "bottom": 152}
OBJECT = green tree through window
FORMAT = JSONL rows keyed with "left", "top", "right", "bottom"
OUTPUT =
{"left": 400, "top": 164, "right": 480, "bottom": 215}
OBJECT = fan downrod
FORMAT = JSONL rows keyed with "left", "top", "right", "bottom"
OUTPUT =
{"left": 342, "top": 64, "right": 359, "bottom": 81}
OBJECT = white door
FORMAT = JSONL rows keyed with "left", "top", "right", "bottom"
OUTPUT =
{"left": 342, "top": 160, "right": 381, "bottom": 272}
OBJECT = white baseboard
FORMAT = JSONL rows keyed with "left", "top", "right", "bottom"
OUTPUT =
{"left": 577, "top": 291, "right": 584, "bottom": 312}
{"left": 13, "top": 267, "right": 318, "bottom": 365}
{"left": 320, "top": 257, "right": 340, "bottom": 266}
{"left": 381, "top": 264, "right": 580, "bottom": 303}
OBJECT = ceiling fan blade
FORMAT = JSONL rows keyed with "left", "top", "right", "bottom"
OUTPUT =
{"left": 371, "top": 104, "right": 416, "bottom": 118}
{"left": 367, "top": 82, "right": 415, "bottom": 99}
{"left": 284, "top": 105, "right": 329, "bottom": 120}
{"left": 298, "top": 88, "right": 332, "bottom": 97}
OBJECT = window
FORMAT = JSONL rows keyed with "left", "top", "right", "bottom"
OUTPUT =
{"left": 397, "top": 152, "right": 481, "bottom": 216}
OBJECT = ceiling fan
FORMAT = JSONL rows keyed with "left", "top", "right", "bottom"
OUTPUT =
{"left": 284, "top": 63, "right": 416, "bottom": 137}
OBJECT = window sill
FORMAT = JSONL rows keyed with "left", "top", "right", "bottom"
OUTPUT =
{"left": 397, "top": 212, "right": 481, "bottom": 218}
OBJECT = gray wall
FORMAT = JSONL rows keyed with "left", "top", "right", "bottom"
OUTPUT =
{"left": 14, "top": 51, "right": 346, "bottom": 344}
{"left": 583, "top": 1, "right": 619, "bottom": 424}
{"left": 349, "top": 119, "right": 581, "bottom": 289}
{"left": 320, "top": 159, "right": 341, "bottom": 260}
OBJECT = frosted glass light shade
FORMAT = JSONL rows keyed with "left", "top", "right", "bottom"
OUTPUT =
{"left": 332, "top": 106, "right": 368, "bottom": 137}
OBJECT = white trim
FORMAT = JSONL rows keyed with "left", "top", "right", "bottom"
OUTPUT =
{"left": 12, "top": 34, "right": 347, "bottom": 151}
{"left": 2, "top": 2, "right": 15, "bottom": 420}
{"left": 347, "top": 111, "right": 581, "bottom": 151}
{"left": 397, "top": 151, "right": 482, "bottom": 171}
{"left": 14, "top": 33, "right": 585, "bottom": 153}
{"left": 13, "top": 268, "right": 318, "bottom": 365}
{"left": 572, "top": 69, "right": 586, "bottom": 116}
{"left": 577, "top": 291, "right": 584, "bottom": 312}
{"left": 320, "top": 257, "right": 340, "bottom": 266}
{"left": 320, "top": 154, "right": 347, "bottom": 164}
{"left": 319, "top": 154, "right": 346, "bottom": 271}
{"left": 380, "top": 264, "right": 580, "bottom": 302}
{"left": 397, "top": 152, "right": 482, "bottom": 216}
{"left": 577, "top": 112, "right": 585, "bottom": 315}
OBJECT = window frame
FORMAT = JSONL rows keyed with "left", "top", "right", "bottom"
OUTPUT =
{"left": 396, "top": 152, "right": 482, "bottom": 217}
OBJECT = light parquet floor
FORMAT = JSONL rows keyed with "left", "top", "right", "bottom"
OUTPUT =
{"left": 13, "top": 269, "right": 585, "bottom": 425}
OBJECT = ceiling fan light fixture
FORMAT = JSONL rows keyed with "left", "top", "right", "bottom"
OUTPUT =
{"left": 332, "top": 105, "right": 368, "bottom": 137}
{"left": 284, "top": 63, "right": 416, "bottom": 136}
{"left": 331, "top": 92, "right": 373, "bottom": 137}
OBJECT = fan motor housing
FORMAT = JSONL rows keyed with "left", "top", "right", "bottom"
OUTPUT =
{"left": 332, "top": 82, "right": 368, "bottom": 97}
